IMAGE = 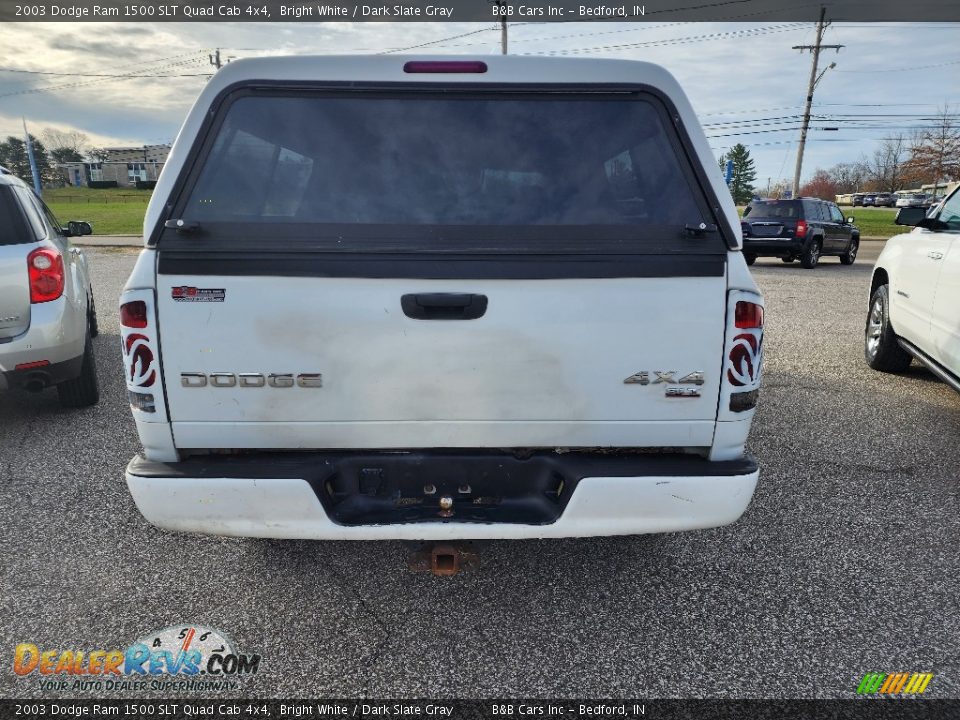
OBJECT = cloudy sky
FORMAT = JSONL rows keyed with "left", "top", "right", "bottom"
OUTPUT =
{"left": 0, "top": 20, "right": 957, "bottom": 185}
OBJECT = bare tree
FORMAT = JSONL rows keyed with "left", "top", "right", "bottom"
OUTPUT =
{"left": 829, "top": 159, "right": 870, "bottom": 194}
{"left": 41, "top": 127, "right": 90, "bottom": 164}
{"left": 903, "top": 105, "right": 960, "bottom": 188}
{"left": 867, "top": 134, "right": 907, "bottom": 192}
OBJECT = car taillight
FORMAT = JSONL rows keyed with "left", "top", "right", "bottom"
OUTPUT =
{"left": 27, "top": 247, "right": 65, "bottom": 303}
{"left": 795, "top": 219, "right": 808, "bottom": 238}
{"left": 735, "top": 301, "right": 764, "bottom": 329}
{"left": 120, "top": 300, "right": 148, "bottom": 328}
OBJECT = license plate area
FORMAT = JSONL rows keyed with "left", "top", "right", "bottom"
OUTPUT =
{"left": 317, "top": 452, "right": 574, "bottom": 525}
{"left": 748, "top": 223, "right": 784, "bottom": 237}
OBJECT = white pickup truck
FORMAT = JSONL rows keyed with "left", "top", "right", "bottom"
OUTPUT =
{"left": 120, "top": 56, "right": 764, "bottom": 540}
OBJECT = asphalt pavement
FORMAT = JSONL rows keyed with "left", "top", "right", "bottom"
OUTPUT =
{"left": 1, "top": 244, "right": 958, "bottom": 699}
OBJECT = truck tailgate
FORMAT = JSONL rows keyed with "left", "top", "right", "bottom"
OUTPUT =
{"left": 156, "top": 272, "right": 725, "bottom": 449}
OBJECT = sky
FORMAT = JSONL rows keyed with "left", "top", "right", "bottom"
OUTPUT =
{"left": 0, "top": 20, "right": 957, "bottom": 186}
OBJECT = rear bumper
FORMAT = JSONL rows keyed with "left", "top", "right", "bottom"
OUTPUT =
{"left": 0, "top": 296, "right": 86, "bottom": 390}
{"left": 0, "top": 353, "right": 83, "bottom": 391}
{"left": 125, "top": 451, "right": 759, "bottom": 540}
{"left": 742, "top": 238, "right": 804, "bottom": 255}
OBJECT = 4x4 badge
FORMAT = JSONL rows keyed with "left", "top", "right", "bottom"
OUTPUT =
{"left": 623, "top": 371, "right": 704, "bottom": 386}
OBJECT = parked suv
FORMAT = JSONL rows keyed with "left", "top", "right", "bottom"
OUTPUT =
{"left": 865, "top": 187, "right": 960, "bottom": 394}
{"left": 873, "top": 192, "right": 896, "bottom": 208}
{"left": 0, "top": 170, "right": 99, "bottom": 406}
{"left": 121, "top": 56, "right": 764, "bottom": 540}
{"left": 741, "top": 198, "right": 860, "bottom": 268}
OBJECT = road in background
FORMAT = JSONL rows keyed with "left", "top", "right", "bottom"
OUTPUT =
{"left": 1, "top": 244, "right": 957, "bottom": 699}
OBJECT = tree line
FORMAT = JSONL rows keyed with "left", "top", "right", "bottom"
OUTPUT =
{"left": 721, "top": 106, "right": 959, "bottom": 203}
{"left": 0, "top": 129, "right": 112, "bottom": 188}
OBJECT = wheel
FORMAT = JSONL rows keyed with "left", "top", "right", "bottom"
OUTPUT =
{"left": 800, "top": 238, "right": 821, "bottom": 269}
{"left": 865, "top": 285, "right": 912, "bottom": 373}
{"left": 744, "top": 253, "right": 757, "bottom": 266}
{"left": 57, "top": 334, "right": 100, "bottom": 408}
{"left": 87, "top": 290, "right": 99, "bottom": 338}
{"left": 840, "top": 237, "right": 859, "bottom": 265}
{"left": 781, "top": 257, "right": 795, "bottom": 263}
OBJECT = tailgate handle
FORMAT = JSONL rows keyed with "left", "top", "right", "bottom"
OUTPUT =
{"left": 401, "top": 293, "right": 488, "bottom": 320}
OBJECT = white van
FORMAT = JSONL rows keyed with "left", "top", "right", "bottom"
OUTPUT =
{"left": 120, "top": 56, "right": 764, "bottom": 540}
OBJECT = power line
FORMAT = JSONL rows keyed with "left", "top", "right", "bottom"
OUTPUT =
{"left": 0, "top": 67, "right": 212, "bottom": 78}
{"left": 0, "top": 56, "right": 209, "bottom": 100}
{"left": 707, "top": 123, "right": 951, "bottom": 138}
{"left": 377, "top": 26, "right": 496, "bottom": 55}
{"left": 835, "top": 59, "right": 960, "bottom": 73}
{"left": 532, "top": 23, "right": 807, "bottom": 56}
{"left": 0, "top": 50, "right": 207, "bottom": 78}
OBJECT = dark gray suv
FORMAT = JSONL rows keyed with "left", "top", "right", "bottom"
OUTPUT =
{"left": 741, "top": 198, "right": 860, "bottom": 269}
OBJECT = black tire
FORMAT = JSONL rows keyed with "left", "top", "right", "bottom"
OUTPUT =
{"left": 781, "top": 257, "right": 795, "bottom": 263}
{"left": 800, "top": 237, "right": 821, "bottom": 269}
{"left": 87, "top": 290, "right": 99, "bottom": 338}
{"left": 840, "top": 237, "right": 859, "bottom": 266}
{"left": 57, "top": 334, "right": 100, "bottom": 408}
{"left": 744, "top": 253, "right": 757, "bottom": 266}
{"left": 865, "top": 284, "right": 912, "bottom": 373}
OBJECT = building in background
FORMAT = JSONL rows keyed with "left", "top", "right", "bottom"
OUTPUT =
{"left": 58, "top": 144, "right": 171, "bottom": 189}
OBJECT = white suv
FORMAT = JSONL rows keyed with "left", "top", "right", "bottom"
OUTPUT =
{"left": 120, "top": 56, "right": 764, "bottom": 540}
{"left": 866, "top": 187, "right": 960, "bottom": 392}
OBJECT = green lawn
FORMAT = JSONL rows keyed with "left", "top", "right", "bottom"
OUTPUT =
{"left": 837, "top": 206, "right": 899, "bottom": 239}
{"left": 43, "top": 187, "right": 151, "bottom": 235}
{"left": 737, "top": 205, "right": 900, "bottom": 240}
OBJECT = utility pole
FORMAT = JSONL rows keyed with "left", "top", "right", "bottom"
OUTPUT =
{"left": 489, "top": 1, "right": 507, "bottom": 54}
{"left": 209, "top": 48, "right": 221, "bottom": 70}
{"left": 791, "top": 6, "right": 843, "bottom": 197}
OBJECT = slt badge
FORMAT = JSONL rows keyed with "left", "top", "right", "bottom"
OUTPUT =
{"left": 623, "top": 370, "right": 704, "bottom": 398}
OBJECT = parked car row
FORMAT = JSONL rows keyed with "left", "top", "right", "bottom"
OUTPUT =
{"left": 862, "top": 192, "right": 897, "bottom": 207}
{"left": 846, "top": 192, "right": 940, "bottom": 209}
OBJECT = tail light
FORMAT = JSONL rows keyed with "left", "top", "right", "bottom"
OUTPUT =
{"left": 723, "top": 293, "right": 765, "bottom": 414}
{"left": 795, "top": 219, "right": 808, "bottom": 238}
{"left": 120, "top": 300, "right": 148, "bottom": 328}
{"left": 403, "top": 61, "right": 488, "bottom": 74}
{"left": 735, "top": 301, "right": 764, "bottom": 329}
{"left": 124, "top": 333, "right": 156, "bottom": 388}
{"left": 27, "top": 247, "right": 65, "bottom": 303}
{"left": 119, "top": 291, "right": 164, "bottom": 419}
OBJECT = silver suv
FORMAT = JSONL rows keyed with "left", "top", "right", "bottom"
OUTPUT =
{"left": 0, "top": 169, "right": 99, "bottom": 407}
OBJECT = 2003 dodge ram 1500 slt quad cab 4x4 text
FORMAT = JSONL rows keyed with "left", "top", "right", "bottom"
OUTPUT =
{"left": 120, "top": 55, "right": 764, "bottom": 540}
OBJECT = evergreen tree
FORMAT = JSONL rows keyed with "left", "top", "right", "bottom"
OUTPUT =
{"left": 725, "top": 143, "right": 758, "bottom": 205}
{"left": 0, "top": 135, "right": 55, "bottom": 187}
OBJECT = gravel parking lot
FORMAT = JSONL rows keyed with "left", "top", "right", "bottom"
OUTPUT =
{"left": 2, "top": 243, "right": 958, "bottom": 699}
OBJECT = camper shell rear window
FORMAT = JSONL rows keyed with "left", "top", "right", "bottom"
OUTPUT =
{"left": 165, "top": 86, "right": 729, "bottom": 254}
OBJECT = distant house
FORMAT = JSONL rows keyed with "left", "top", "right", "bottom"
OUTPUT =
{"left": 59, "top": 144, "right": 171, "bottom": 189}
